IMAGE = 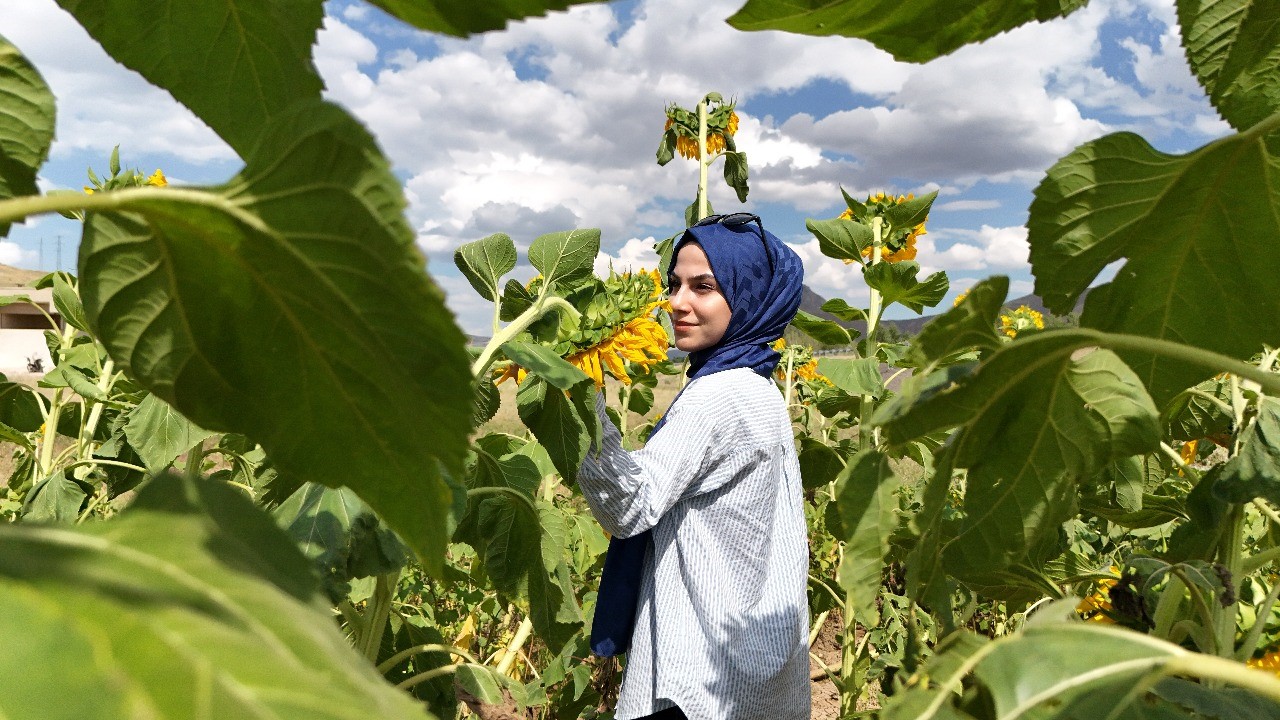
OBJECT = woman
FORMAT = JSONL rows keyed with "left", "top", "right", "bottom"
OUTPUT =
{"left": 577, "top": 214, "right": 810, "bottom": 720}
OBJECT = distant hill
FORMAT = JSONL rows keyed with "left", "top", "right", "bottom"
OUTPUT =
{"left": 798, "top": 283, "right": 1087, "bottom": 340}
{"left": 0, "top": 263, "right": 44, "bottom": 287}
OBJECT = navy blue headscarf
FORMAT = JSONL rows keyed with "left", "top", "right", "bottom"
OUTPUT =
{"left": 590, "top": 219, "right": 804, "bottom": 657}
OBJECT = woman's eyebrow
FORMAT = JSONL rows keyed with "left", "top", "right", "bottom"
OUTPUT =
{"left": 670, "top": 273, "right": 717, "bottom": 284}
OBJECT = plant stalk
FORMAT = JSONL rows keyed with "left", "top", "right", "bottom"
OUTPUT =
{"left": 471, "top": 295, "right": 579, "bottom": 378}
{"left": 495, "top": 616, "right": 534, "bottom": 677}
{"left": 698, "top": 98, "right": 709, "bottom": 220}
{"left": 360, "top": 571, "right": 400, "bottom": 662}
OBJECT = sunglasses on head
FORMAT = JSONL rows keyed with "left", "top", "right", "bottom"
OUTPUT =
{"left": 690, "top": 213, "right": 774, "bottom": 273}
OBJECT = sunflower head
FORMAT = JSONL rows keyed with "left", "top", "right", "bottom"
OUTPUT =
{"left": 500, "top": 268, "right": 671, "bottom": 388}
{"left": 999, "top": 305, "right": 1045, "bottom": 339}
{"left": 837, "top": 192, "right": 929, "bottom": 265}
{"left": 1076, "top": 574, "right": 1119, "bottom": 624}
{"left": 663, "top": 100, "right": 738, "bottom": 161}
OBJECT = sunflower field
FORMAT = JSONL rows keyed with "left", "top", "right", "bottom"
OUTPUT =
{"left": 2, "top": 1, "right": 1280, "bottom": 719}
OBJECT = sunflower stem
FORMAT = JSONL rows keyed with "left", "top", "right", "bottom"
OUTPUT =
{"left": 697, "top": 98, "right": 710, "bottom": 220}
{"left": 472, "top": 295, "right": 580, "bottom": 378}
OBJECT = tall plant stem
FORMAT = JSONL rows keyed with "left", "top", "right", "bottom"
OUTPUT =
{"left": 841, "top": 217, "right": 885, "bottom": 717}
{"left": 697, "top": 97, "right": 710, "bottom": 220}
{"left": 75, "top": 359, "right": 117, "bottom": 478}
{"left": 783, "top": 347, "right": 796, "bottom": 408}
{"left": 38, "top": 322, "right": 79, "bottom": 477}
{"left": 496, "top": 616, "right": 534, "bottom": 677}
{"left": 360, "top": 571, "right": 400, "bottom": 662}
{"left": 620, "top": 384, "right": 632, "bottom": 437}
{"left": 857, "top": 216, "right": 884, "bottom": 453}
{"left": 1215, "top": 503, "right": 1245, "bottom": 659}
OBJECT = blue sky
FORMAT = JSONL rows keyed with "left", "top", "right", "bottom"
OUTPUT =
{"left": 0, "top": 0, "right": 1228, "bottom": 334}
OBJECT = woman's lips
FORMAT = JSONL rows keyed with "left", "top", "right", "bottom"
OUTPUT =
{"left": 673, "top": 321, "right": 696, "bottom": 330}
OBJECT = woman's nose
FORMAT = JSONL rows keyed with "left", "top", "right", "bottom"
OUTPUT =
{"left": 668, "top": 287, "right": 690, "bottom": 312}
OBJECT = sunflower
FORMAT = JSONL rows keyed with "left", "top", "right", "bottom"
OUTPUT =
{"left": 952, "top": 289, "right": 970, "bottom": 307}
{"left": 999, "top": 306, "right": 1045, "bottom": 338}
{"left": 664, "top": 107, "right": 739, "bottom": 160}
{"left": 1250, "top": 649, "right": 1280, "bottom": 678}
{"left": 567, "top": 314, "right": 669, "bottom": 387}
{"left": 771, "top": 338, "right": 832, "bottom": 386}
{"left": 1076, "top": 568, "right": 1120, "bottom": 623}
{"left": 146, "top": 169, "right": 167, "bottom": 187}
{"left": 838, "top": 192, "right": 928, "bottom": 265}
{"left": 498, "top": 268, "right": 670, "bottom": 388}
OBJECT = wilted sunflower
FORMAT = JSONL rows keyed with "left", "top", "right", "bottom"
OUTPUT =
{"left": 999, "top": 305, "right": 1045, "bottom": 338}
{"left": 838, "top": 192, "right": 927, "bottom": 265}
{"left": 498, "top": 268, "right": 670, "bottom": 388}
{"left": 663, "top": 103, "right": 739, "bottom": 160}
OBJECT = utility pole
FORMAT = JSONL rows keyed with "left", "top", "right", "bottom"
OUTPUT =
{"left": 38, "top": 237, "right": 44, "bottom": 269}
{"left": 55, "top": 235, "right": 62, "bottom": 272}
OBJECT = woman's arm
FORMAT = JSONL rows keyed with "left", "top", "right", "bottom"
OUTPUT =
{"left": 576, "top": 390, "right": 735, "bottom": 538}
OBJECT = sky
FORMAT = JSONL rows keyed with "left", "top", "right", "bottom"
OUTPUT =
{"left": 0, "top": 0, "right": 1228, "bottom": 335}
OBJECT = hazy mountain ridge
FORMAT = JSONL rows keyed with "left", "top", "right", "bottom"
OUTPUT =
{"left": 799, "top": 283, "right": 1086, "bottom": 339}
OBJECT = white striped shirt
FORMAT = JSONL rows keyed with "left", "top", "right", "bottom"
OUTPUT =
{"left": 578, "top": 368, "right": 810, "bottom": 720}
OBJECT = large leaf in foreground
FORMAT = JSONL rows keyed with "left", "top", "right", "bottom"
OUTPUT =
{"left": 885, "top": 622, "right": 1280, "bottom": 719}
{"left": 1028, "top": 125, "right": 1280, "bottom": 405}
{"left": 0, "top": 474, "right": 431, "bottom": 720}
{"left": 56, "top": 0, "right": 324, "bottom": 157}
{"left": 1178, "top": 0, "right": 1280, "bottom": 131}
{"left": 366, "top": 0, "right": 606, "bottom": 36}
{"left": 0, "top": 34, "right": 55, "bottom": 237}
{"left": 726, "top": 0, "right": 1087, "bottom": 63}
{"left": 876, "top": 332, "right": 1161, "bottom": 579}
{"left": 78, "top": 101, "right": 473, "bottom": 572}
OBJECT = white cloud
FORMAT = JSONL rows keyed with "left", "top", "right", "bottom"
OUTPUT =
{"left": 0, "top": 1, "right": 233, "bottom": 164}
{"left": 0, "top": 241, "right": 36, "bottom": 267}
{"left": 918, "top": 224, "right": 1032, "bottom": 275}
{"left": 1, "top": 0, "right": 1227, "bottom": 332}
{"left": 594, "top": 237, "right": 665, "bottom": 277}
{"left": 936, "top": 199, "right": 1001, "bottom": 212}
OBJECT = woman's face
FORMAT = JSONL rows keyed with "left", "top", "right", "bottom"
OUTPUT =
{"left": 668, "top": 242, "right": 732, "bottom": 352}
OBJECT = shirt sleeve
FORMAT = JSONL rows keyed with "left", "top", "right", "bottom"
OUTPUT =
{"left": 576, "top": 389, "right": 739, "bottom": 538}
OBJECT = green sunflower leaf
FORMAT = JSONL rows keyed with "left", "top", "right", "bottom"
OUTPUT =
{"left": 1028, "top": 125, "right": 1280, "bottom": 405}
{"left": 806, "top": 216, "right": 874, "bottom": 264}
{"left": 0, "top": 33, "right": 55, "bottom": 238}
{"left": 55, "top": 0, "right": 325, "bottom": 158}
{"left": 455, "top": 233, "right": 517, "bottom": 302}
{"left": 529, "top": 229, "right": 601, "bottom": 290}
{"left": 834, "top": 450, "right": 902, "bottom": 627}
{"left": 876, "top": 333, "right": 1162, "bottom": 579}
{"left": 0, "top": 473, "right": 432, "bottom": 720}
{"left": 726, "top": 0, "right": 1088, "bottom": 63}
{"left": 863, "top": 261, "right": 949, "bottom": 314}
{"left": 1179, "top": 0, "right": 1280, "bottom": 131}
{"left": 364, "top": 0, "right": 606, "bottom": 37}
{"left": 790, "top": 310, "right": 855, "bottom": 346}
{"left": 77, "top": 100, "right": 473, "bottom": 574}
{"left": 906, "top": 276, "right": 1007, "bottom": 367}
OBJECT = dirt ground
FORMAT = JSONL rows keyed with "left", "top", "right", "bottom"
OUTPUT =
{"left": 809, "top": 612, "right": 880, "bottom": 719}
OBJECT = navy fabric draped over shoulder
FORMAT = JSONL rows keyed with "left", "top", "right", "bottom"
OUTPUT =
{"left": 589, "top": 219, "right": 804, "bottom": 657}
